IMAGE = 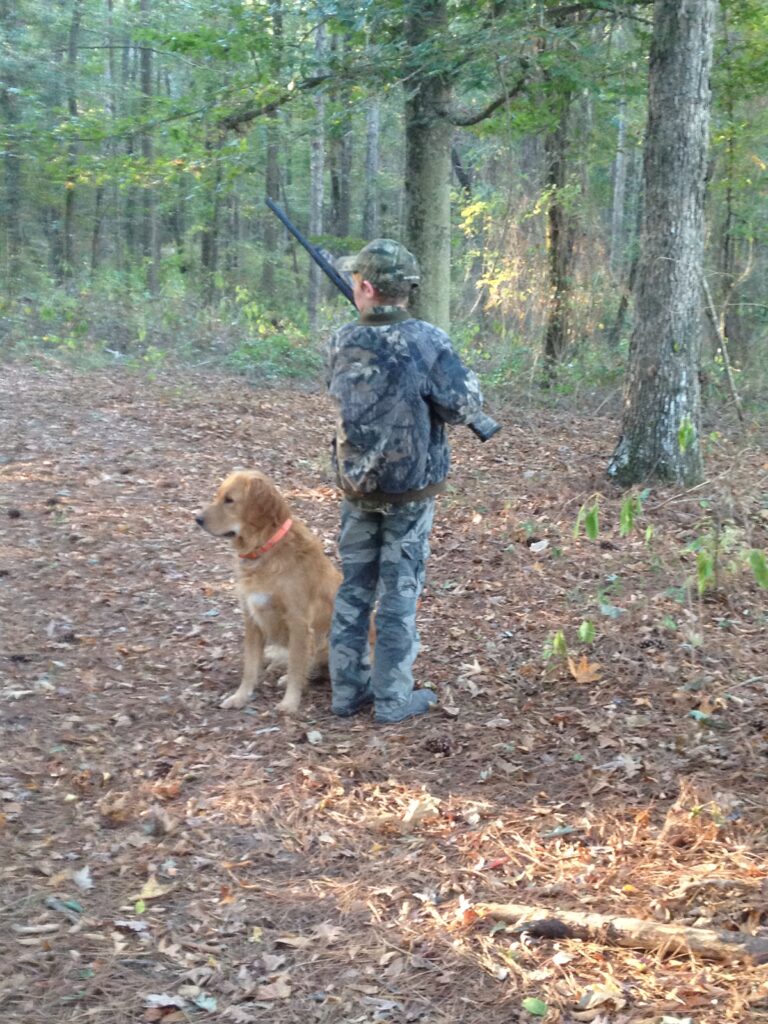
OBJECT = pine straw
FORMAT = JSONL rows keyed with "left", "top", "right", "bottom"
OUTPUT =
{"left": 1, "top": 363, "right": 767, "bottom": 1023}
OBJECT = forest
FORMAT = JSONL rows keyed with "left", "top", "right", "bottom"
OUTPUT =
{"left": 1, "top": 1, "right": 768, "bottom": 1023}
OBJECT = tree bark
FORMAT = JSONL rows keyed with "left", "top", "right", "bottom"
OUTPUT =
{"left": 139, "top": 0, "right": 159, "bottom": 295}
{"left": 200, "top": 135, "right": 222, "bottom": 305}
{"left": 63, "top": 0, "right": 83, "bottom": 283}
{"left": 405, "top": 0, "right": 452, "bottom": 332}
{"left": 543, "top": 94, "right": 575, "bottom": 374}
{"left": 476, "top": 902, "right": 768, "bottom": 965}
{"left": 308, "top": 23, "right": 327, "bottom": 337}
{"left": 608, "top": 0, "right": 716, "bottom": 486}
{"left": 610, "top": 99, "right": 627, "bottom": 277}
{"left": 0, "top": 0, "right": 22, "bottom": 292}
{"left": 261, "top": 0, "right": 282, "bottom": 298}
{"left": 362, "top": 100, "right": 380, "bottom": 240}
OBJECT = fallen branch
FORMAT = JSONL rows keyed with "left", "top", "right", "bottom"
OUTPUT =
{"left": 475, "top": 902, "right": 768, "bottom": 964}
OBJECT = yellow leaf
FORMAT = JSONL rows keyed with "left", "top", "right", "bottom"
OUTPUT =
{"left": 568, "top": 655, "right": 602, "bottom": 683}
{"left": 131, "top": 875, "right": 174, "bottom": 901}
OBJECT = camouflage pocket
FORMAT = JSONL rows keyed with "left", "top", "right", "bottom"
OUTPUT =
{"left": 400, "top": 539, "right": 427, "bottom": 595}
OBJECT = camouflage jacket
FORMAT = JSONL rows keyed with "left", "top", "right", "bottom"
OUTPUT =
{"left": 327, "top": 307, "right": 483, "bottom": 502}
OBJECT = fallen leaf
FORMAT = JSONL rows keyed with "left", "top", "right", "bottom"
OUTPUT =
{"left": 522, "top": 996, "right": 548, "bottom": 1017}
{"left": 224, "top": 1009, "right": 257, "bottom": 1023}
{"left": 144, "top": 994, "right": 186, "bottom": 1010}
{"left": 314, "top": 921, "right": 344, "bottom": 944}
{"left": 132, "top": 875, "right": 175, "bottom": 901}
{"left": 274, "top": 935, "right": 312, "bottom": 949}
{"left": 568, "top": 655, "right": 602, "bottom": 683}
{"left": 255, "top": 975, "right": 291, "bottom": 1000}
{"left": 72, "top": 865, "right": 93, "bottom": 891}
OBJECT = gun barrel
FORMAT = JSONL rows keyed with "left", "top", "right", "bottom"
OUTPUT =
{"left": 265, "top": 197, "right": 355, "bottom": 306}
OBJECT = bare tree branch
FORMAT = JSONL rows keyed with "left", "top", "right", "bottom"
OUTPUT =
{"left": 218, "top": 74, "right": 332, "bottom": 131}
{"left": 450, "top": 71, "right": 528, "bottom": 126}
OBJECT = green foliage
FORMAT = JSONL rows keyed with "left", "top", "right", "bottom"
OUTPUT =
{"left": 748, "top": 549, "right": 768, "bottom": 588}
{"left": 574, "top": 497, "right": 600, "bottom": 541}
{"left": 578, "top": 619, "right": 596, "bottom": 644}
{"left": 619, "top": 488, "right": 650, "bottom": 537}
{"left": 685, "top": 520, "right": 762, "bottom": 596}
{"left": 543, "top": 629, "right": 568, "bottom": 663}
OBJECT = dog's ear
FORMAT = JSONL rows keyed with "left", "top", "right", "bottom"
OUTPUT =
{"left": 242, "top": 472, "right": 290, "bottom": 529}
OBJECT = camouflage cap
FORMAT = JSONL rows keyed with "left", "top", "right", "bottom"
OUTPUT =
{"left": 336, "top": 239, "right": 420, "bottom": 294}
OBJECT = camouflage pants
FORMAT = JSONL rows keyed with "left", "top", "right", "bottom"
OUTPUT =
{"left": 329, "top": 496, "right": 435, "bottom": 717}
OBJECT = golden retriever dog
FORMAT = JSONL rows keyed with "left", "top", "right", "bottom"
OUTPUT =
{"left": 196, "top": 470, "right": 341, "bottom": 715}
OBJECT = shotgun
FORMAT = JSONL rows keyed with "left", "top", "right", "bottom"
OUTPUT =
{"left": 265, "top": 197, "right": 501, "bottom": 442}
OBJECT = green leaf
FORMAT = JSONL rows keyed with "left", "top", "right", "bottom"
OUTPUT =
{"left": 584, "top": 502, "right": 599, "bottom": 541}
{"left": 696, "top": 551, "right": 715, "bottom": 594}
{"left": 522, "top": 997, "right": 548, "bottom": 1017}
{"left": 619, "top": 495, "right": 635, "bottom": 537}
{"left": 134, "top": 899, "right": 146, "bottom": 915}
{"left": 578, "top": 620, "right": 595, "bottom": 644}
{"left": 552, "top": 630, "right": 568, "bottom": 658}
{"left": 749, "top": 549, "right": 768, "bottom": 588}
{"left": 573, "top": 503, "right": 586, "bottom": 538}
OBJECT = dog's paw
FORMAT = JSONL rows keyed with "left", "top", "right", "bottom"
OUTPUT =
{"left": 220, "top": 691, "right": 249, "bottom": 710}
{"left": 275, "top": 694, "right": 301, "bottom": 716}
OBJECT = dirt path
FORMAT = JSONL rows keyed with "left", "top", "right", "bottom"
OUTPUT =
{"left": 1, "top": 364, "right": 766, "bottom": 1023}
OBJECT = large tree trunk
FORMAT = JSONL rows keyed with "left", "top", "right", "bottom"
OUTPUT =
{"left": 608, "top": 0, "right": 715, "bottom": 486}
{"left": 405, "top": 0, "right": 452, "bottom": 332}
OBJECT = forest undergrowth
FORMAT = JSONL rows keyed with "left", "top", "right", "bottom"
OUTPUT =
{"left": 1, "top": 359, "right": 767, "bottom": 1024}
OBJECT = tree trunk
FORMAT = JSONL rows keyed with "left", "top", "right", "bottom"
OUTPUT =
{"left": 362, "top": 99, "right": 380, "bottom": 240}
{"left": 0, "top": 0, "right": 22, "bottom": 293}
{"left": 328, "top": 36, "right": 352, "bottom": 240}
{"left": 608, "top": 0, "right": 715, "bottom": 487}
{"left": 63, "top": 0, "right": 83, "bottom": 283}
{"left": 543, "top": 95, "right": 574, "bottom": 374}
{"left": 405, "top": 0, "right": 452, "bottom": 331}
{"left": 200, "top": 135, "right": 223, "bottom": 305}
{"left": 139, "top": 0, "right": 158, "bottom": 295}
{"left": 261, "top": 0, "right": 282, "bottom": 298}
{"left": 610, "top": 99, "right": 627, "bottom": 277}
{"left": 308, "top": 23, "right": 327, "bottom": 337}
{"left": 330, "top": 124, "right": 352, "bottom": 239}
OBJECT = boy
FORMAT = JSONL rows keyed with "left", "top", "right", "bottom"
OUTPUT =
{"left": 327, "top": 239, "right": 485, "bottom": 724}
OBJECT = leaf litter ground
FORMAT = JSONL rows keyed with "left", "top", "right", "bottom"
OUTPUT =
{"left": 1, "top": 364, "right": 766, "bottom": 1024}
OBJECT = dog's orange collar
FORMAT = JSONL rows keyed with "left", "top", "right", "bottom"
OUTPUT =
{"left": 239, "top": 518, "right": 293, "bottom": 561}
